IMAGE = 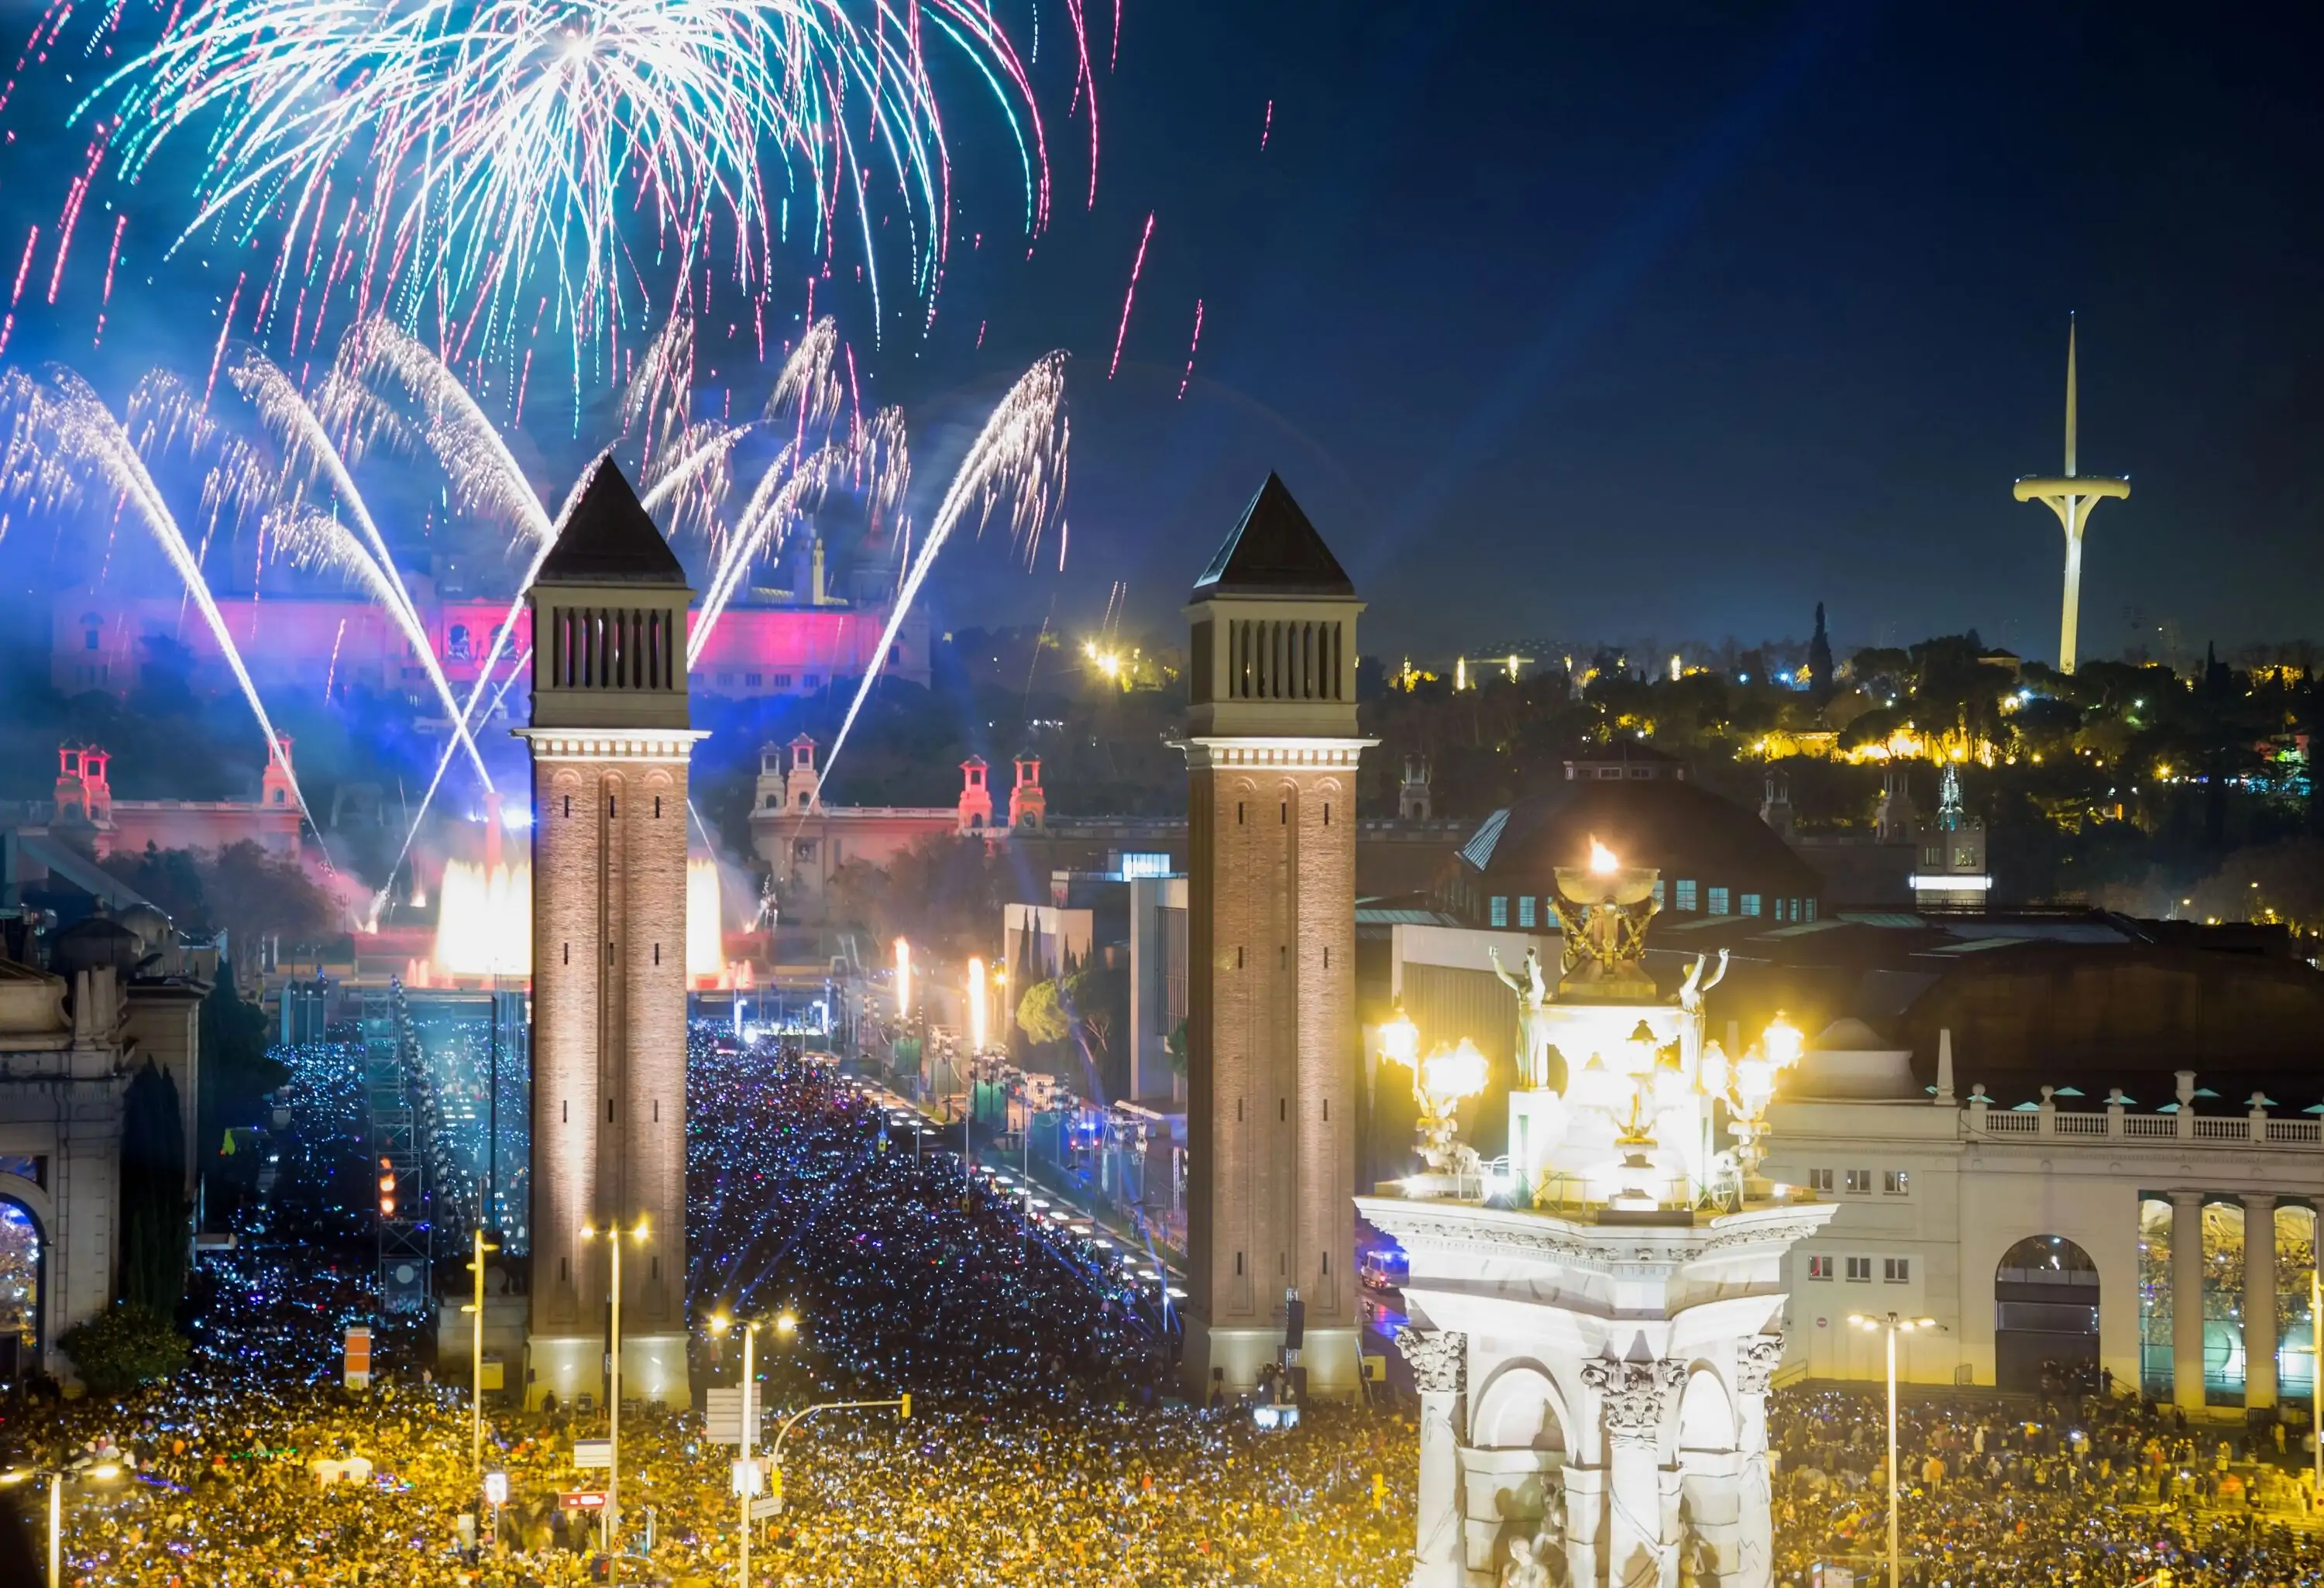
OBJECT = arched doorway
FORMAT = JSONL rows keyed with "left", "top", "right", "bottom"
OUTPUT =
{"left": 1995, "top": 1234, "right": 2099, "bottom": 1391}
{"left": 0, "top": 1198, "right": 43, "bottom": 1382}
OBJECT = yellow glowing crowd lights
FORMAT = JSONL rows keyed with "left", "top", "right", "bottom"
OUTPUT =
{"left": 967, "top": 956, "right": 988, "bottom": 1050}
{"left": 893, "top": 938, "right": 913, "bottom": 1019}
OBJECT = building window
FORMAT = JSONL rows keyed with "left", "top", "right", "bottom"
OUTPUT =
{"left": 717, "top": 672, "right": 734, "bottom": 686}
{"left": 803, "top": 674, "right": 821, "bottom": 688}
{"left": 1741, "top": 893, "right": 1762, "bottom": 916}
{"left": 1676, "top": 879, "right": 1698, "bottom": 912}
{"left": 1652, "top": 878, "right": 1666, "bottom": 909}
{"left": 1517, "top": 895, "right": 1536, "bottom": 929}
{"left": 1708, "top": 887, "right": 1731, "bottom": 916}
{"left": 773, "top": 673, "right": 792, "bottom": 689}
{"left": 1845, "top": 1257, "right": 1872, "bottom": 1283}
{"left": 792, "top": 840, "right": 817, "bottom": 863}
{"left": 1807, "top": 1255, "right": 1833, "bottom": 1280}
{"left": 1884, "top": 1258, "right": 1911, "bottom": 1284}
{"left": 1954, "top": 847, "right": 1978, "bottom": 868}
{"left": 1883, "top": 1170, "right": 1910, "bottom": 1195}
{"left": 1490, "top": 896, "right": 1509, "bottom": 928}
{"left": 1804, "top": 899, "right": 1817, "bottom": 922}
{"left": 1844, "top": 1170, "right": 1872, "bottom": 1194}
{"left": 745, "top": 672, "right": 762, "bottom": 687}
{"left": 1807, "top": 1168, "right": 1834, "bottom": 1193}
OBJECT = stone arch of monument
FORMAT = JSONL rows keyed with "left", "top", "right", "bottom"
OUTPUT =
{"left": 1472, "top": 1359, "right": 1573, "bottom": 1451}
{"left": 1466, "top": 1361, "right": 1572, "bottom": 1586}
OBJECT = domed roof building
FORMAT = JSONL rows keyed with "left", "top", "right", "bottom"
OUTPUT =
{"left": 1445, "top": 748, "right": 1823, "bottom": 930}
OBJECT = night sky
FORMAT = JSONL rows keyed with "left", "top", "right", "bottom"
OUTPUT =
{"left": 3, "top": 0, "right": 2322, "bottom": 662}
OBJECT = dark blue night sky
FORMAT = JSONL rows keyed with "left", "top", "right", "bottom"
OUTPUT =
{"left": 2, "top": 0, "right": 2320, "bottom": 661}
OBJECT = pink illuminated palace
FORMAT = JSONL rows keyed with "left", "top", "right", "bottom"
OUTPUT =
{"left": 53, "top": 548, "right": 928, "bottom": 703}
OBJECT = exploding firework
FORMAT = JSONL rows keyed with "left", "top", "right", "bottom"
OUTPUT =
{"left": 69, "top": 0, "right": 1087, "bottom": 379}
{"left": 2, "top": 367, "right": 318, "bottom": 830}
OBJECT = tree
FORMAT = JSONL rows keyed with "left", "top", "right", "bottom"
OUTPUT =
{"left": 1015, "top": 978, "right": 1069, "bottom": 1046}
{"left": 100, "top": 844, "right": 211, "bottom": 933}
{"left": 118, "top": 1060, "right": 188, "bottom": 1317}
{"left": 198, "top": 976, "right": 287, "bottom": 1198}
{"left": 58, "top": 1301, "right": 187, "bottom": 1395}
{"left": 203, "top": 840, "right": 337, "bottom": 961}
{"left": 865, "top": 834, "right": 1012, "bottom": 962}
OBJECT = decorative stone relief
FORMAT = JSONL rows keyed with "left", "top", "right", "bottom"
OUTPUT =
{"left": 1581, "top": 1358, "right": 1681, "bottom": 1440}
{"left": 1397, "top": 1325, "right": 1468, "bottom": 1394}
{"left": 1734, "top": 1336, "right": 1783, "bottom": 1396}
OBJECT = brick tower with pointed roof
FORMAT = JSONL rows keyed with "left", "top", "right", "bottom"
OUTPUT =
{"left": 521, "top": 456, "right": 700, "bottom": 1411}
{"left": 1178, "top": 473, "right": 1370, "bottom": 1400}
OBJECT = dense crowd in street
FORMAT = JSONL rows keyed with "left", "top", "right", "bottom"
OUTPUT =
{"left": 18, "top": 1024, "right": 2324, "bottom": 1584}
{"left": 1772, "top": 1386, "right": 2324, "bottom": 1588}
{"left": 0, "top": 1029, "right": 1410, "bottom": 1586}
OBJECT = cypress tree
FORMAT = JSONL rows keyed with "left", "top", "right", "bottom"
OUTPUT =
{"left": 118, "top": 1060, "right": 188, "bottom": 1317}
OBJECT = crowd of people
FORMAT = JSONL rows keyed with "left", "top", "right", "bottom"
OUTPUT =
{"left": 0, "top": 1030, "right": 1411, "bottom": 1586}
{"left": 16, "top": 1025, "right": 2324, "bottom": 1584}
{"left": 1772, "top": 1385, "right": 2324, "bottom": 1588}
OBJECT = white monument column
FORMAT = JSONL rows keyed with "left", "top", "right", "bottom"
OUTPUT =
{"left": 1397, "top": 1326, "right": 1467, "bottom": 1588}
{"left": 1732, "top": 1337, "right": 1783, "bottom": 1588}
{"left": 2245, "top": 1193, "right": 2279, "bottom": 1411}
{"left": 1584, "top": 1359, "right": 1680, "bottom": 1588}
{"left": 2171, "top": 1190, "right": 2209, "bottom": 1411}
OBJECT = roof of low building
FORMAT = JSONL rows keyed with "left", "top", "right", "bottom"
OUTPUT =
{"left": 1459, "top": 779, "right": 1822, "bottom": 895}
{"left": 535, "top": 456, "right": 688, "bottom": 586}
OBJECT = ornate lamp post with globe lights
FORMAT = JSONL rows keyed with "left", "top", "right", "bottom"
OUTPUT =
{"left": 1360, "top": 839, "right": 1834, "bottom": 1588}
{"left": 1377, "top": 1008, "right": 1492, "bottom": 1195}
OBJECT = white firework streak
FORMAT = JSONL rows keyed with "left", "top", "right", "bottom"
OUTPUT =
{"left": 38, "top": 369, "right": 320, "bottom": 836}
{"left": 640, "top": 418, "right": 750, "bottom": 540}
{"left": 230, "top": 350, "right": 497, "bottom": 792}
{"left": 689, "top": 438, "right": 837, "bottom": 667}
{"left": 818, "top": 352, "right": 1068, "bottom": 799}
{"left": 767, "top": 316, "right": 845, "bottom": 435}
{"left": 340, "top": 318, "right": 551, "bottom": 544}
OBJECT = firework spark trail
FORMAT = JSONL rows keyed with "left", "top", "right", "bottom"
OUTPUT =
{"left": 689, "top": 438, "right": 814, "bottom": 663}
{"left": 229, "top": 349, "right": 495, "bottom": 789}
{"left": 1261, "top": 98, "right": 1272, "bottom": 150}
{"left": 1177, "top": 298, "right": 1203, "bottom": 400}
{"left": 817, "top": 351, "right": 1068, "bottom": 799}
{"left": 641, "top": 418, "right": 750, "bottom": 537}
{"left": 0, "top": 226, "right": 38, "bottom": 359}
{"left": 340, "top": 319, "right": 548, "bottom": 543}
{"left": 1107, "top": 211, "right": 1152, "bottom": 381}
{"left": 372, "top": 642, "right": 535, "bottom": 919}
{"left": 79, "top": 0, "right": 1067, "bottom": 383}
{"left": 32, "top": 369, "right": 321, "bottom": 834}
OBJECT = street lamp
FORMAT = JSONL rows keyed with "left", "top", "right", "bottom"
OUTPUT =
{"left": 1849, "top": 1311, "right": 1938, "bottom": 1588}
{"left": 462, "top": 1226, "right": 501, "bottom": 1471}
{"left": 579, "top": 1216, "right": 651, "bottom": 1573}
{"left": 710, "top": 1308, "right": 800, "bottom": 1588}
{"left": 1, "top": 1460, "right": 122, "bottom": 1588}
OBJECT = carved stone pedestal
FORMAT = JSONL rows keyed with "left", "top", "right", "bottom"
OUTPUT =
{"left": 1358, "top": 1198, "right": 1832, "bottom": 1588}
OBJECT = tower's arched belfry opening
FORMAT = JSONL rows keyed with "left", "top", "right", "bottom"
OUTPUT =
{"left": 1176, "top": 473, "right": 1371, "bottom": 1400}
{"left": 521, "top": 457, "right": 701, "bottom": 1410}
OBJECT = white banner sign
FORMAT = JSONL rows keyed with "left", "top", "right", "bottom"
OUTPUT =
{"left": 572, "top": 1439, "right": 613, "bottom": 1470}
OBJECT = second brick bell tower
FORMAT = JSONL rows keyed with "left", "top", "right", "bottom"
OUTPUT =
{"left": 1177, "top": 473, "right": 1370, "bottom": 1401}
{"left": 522, "top": 458, "right": 700, "bottom": 1410}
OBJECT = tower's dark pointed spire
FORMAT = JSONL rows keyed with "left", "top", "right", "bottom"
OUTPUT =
{"left": 537, "top": 455, "right": 688, "bottom": 586}
{"left": 1191, "top": 473, "right": 1355, "bottom": 599}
